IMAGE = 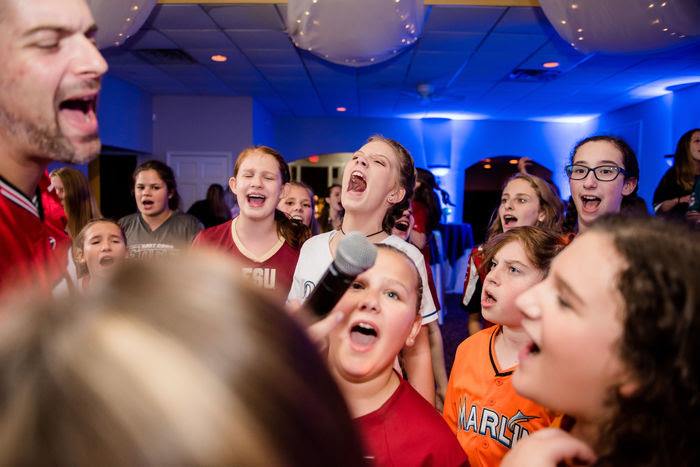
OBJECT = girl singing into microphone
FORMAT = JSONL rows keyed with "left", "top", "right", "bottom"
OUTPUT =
{"left": 289, "top": 135, "right": 443, "bottom": 406}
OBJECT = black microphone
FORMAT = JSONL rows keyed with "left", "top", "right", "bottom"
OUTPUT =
{"left": 306, "top": 232, "right": 378, "bottom": 318}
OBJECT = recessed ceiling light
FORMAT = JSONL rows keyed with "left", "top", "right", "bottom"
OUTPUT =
{"left": 543, "top": 61, "right": 560, "bottom": 68}
{"left": 211, "top": 54, "right": 228, "bottom": 62}
{"left": 509, "top": 159, "right": 518, "bottom": 165}
{"left": 336, "top": 106, "right": 347, "bottom": 112}
{"left": 483, "top": 164, "right": 492, "bottom": 169}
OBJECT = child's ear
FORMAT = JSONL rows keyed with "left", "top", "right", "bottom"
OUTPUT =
{"left": 74, "top": 248, "right": 86, "bottom": 269}
{"left": 280, "top": 182, "right": 290, "bottom": 198}
{"left": 387, "top": 187, "right": 406, "bottom": 205}
{"left": 537, "top": 210, "right": 546, "bottom": 223}
{"left": 404, "top": 316, "right": 422, "bottom": 347}
{"left": 622, "top": 177, "right": 637, "bottom": 196}
{"left": 618, "top": 371, "right": 639, "bottom": 397}
{"left": 228, "top": 176, "right": 237, "bottom": 193}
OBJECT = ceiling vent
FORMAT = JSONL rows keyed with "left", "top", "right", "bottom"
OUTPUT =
{"left": 134, "top": 49, "right": 197, "bottom": 66}
{"left": 509, "top": 68, "right": 561, "bottom": 82}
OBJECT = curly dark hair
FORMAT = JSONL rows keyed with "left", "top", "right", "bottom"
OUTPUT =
{"left": 589, "top": 216, "right": 700, "bottom": 466}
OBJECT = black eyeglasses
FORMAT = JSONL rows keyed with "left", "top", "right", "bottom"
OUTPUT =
{"left": 565, "top": 164, "right": 626, "bottom": 182}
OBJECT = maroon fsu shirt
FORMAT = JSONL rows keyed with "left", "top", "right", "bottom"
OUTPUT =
{"left": 192, "top": 217, "right": 299, "bottom": 297}
{"left": 0, "top": 175, "right": 69, "bottom": 295}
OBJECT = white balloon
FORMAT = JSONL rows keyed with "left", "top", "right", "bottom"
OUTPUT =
{"left": 287, "top": 0, "right": 424, "bottom": 67}
{"left": 87, "top": 0, "right": 157, "bottom": 49}
{"left": 539, "top": 0, "right": 700, "bottom": 54}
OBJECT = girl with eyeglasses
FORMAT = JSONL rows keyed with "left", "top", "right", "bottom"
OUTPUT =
{"left": 563, "top": 136, "right": 640, "bottom": 234}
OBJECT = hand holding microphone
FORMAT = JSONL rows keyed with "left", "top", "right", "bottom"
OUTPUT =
{"left": 305, "top": 232, "right": 378, "bottom": 318}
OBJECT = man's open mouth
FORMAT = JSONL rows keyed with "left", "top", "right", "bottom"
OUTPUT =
{"left": 57, "top": 94, "right": 99, "bottom": 135}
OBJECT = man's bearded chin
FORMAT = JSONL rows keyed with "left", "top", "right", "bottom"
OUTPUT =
{"left": 0, "top": 104, "right": 100, "bottom": 164}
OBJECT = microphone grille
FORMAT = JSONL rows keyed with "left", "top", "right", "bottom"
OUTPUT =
{"left": 335, "top": 232, "right": 378, "bottom": 276}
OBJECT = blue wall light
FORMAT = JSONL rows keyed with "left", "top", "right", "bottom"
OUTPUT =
{"left": 422, "top": 118, "right": 452, "bottom": 177}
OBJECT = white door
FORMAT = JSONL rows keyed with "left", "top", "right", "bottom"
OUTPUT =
{"left": 167, "top": 152, "right": 232, "bottom": 211}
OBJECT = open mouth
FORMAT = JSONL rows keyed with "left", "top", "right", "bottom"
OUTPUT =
{"left": 349, "top": 321, "right": 378, "bottom": 348}
{"left": 502, "top": 214, "right": 518, "bottom": 227}
{"left": 525, "top": 341, "right": 540, "bottom": 356}
{"left": 481, "top": 289, "right": 497, "bottom": 306}
{"left": 348, "top": 171, "right": 367, "bottom": 193}
{"left": 580, "top": 195, "right": 601, "bottom": 212}
{"left": 290, "top": 214, "right": 304, "bottom": 222}
{"left": 58, "top": 95, "right": 98, "bottom": 133}
{"left": 394, "top": 220, "right": 409, "bottom": 232}
{"left": 99, "top": 256, "right": 115, "bottom": 266}
{"left": 247, "top": 193, "right": 266, "bottom": 207}
{"left": 141, "top": 199, "right": 154, "bottom": 208}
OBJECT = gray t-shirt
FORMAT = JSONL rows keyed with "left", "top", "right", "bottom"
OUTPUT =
{"left": 119, "top": 212, "right": 202, "bottom": 259}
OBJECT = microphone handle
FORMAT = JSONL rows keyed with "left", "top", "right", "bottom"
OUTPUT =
{"left": 306, "top": 262, "right": 355, "bottom": 317}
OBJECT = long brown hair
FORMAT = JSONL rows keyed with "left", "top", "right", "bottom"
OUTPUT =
{"left": 486, "top": 173, "right": 564, "bottom": 241}
{"left": 233, "top": 146, "right": 309, "bottom": 248}
{"left": 365, "top": 135, "right": 416, "bottom": 234}
{"left": 319, "top": 184, "right": 343, "bottom": 233}
{"left": 0, "top": 252, "right": 365, "bottom": 466}
{"left": 587, "top": 216, "right": 699, "bottom": 466}
{"left": 49, "top": 167, "right": 101, "bottom": 238}
{"left": 672, "top": 128, "right": 700, "bottom": 191}
{"left": 206, "top": 183, "right": 231, "bottom": 222}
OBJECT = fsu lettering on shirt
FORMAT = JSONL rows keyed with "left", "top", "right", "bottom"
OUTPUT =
{"left": 193, "top": 217, "right": 300, "bottom": 296}
{"left": 0, "top": 174, "right": 69, "bottom": 294}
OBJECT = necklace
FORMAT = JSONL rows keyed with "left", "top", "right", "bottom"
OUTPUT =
{"left": 340, "top": 226, "right": 385, "bottom": 239}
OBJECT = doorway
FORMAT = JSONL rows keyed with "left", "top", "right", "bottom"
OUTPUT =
{"left": 462, "top": 156, "right": 555, "bottom": 244}
{"left": 168, "top": 152, "right": 232, "bottom": 211}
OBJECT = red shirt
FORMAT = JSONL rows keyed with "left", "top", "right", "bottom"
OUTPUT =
{"left": 0, "top": 175, "right": 69, "bottom": 295}
{"left": 193, "top": 218, "right": 299, "bottom": 297}
{"left": 357, "top": 376, "right": 468, "bottom": 467}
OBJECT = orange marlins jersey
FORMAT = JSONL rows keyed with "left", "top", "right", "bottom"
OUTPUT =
{"left": 443, "top": 325, "right": 556, "bottom": 466}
